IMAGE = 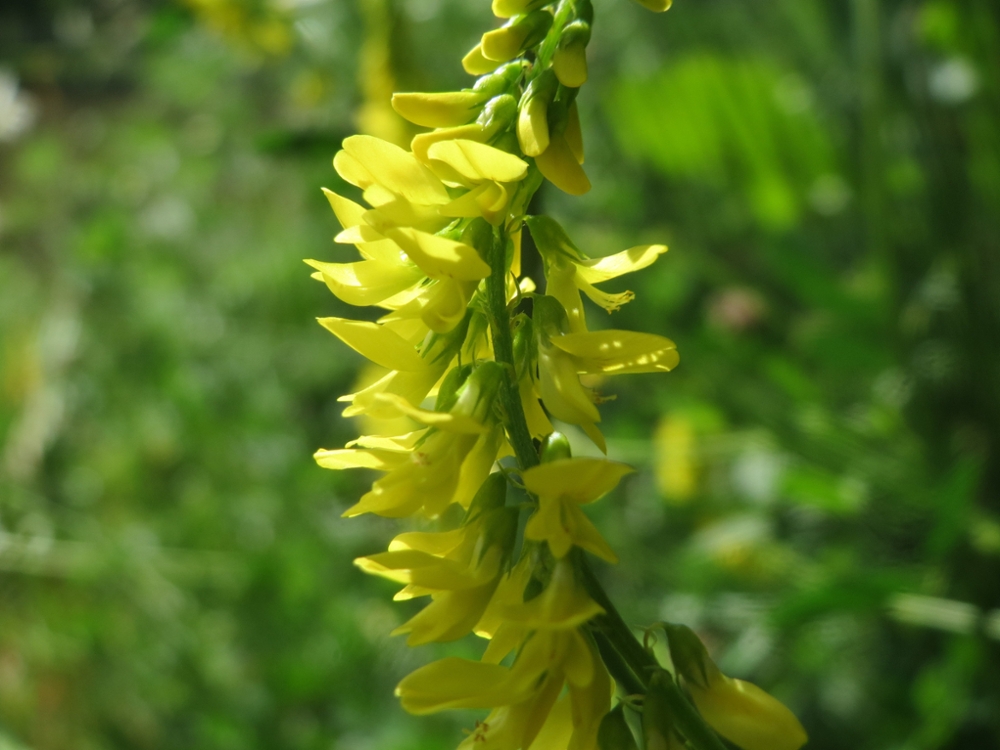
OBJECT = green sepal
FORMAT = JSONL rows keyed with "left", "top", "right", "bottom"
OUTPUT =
{"left": 598, "top": 704, "right": 639, "bottom": 750}
{"left": 661, "top": 622, "right": 716, "bottom": 690}
{"left": 531, "top": 294, "right": 571, "bottom": 338}
{"left": 477, "top": 93, "right": 519, "bottom": 133}
{"left": 434, "top": 363, "right": 474, "bottom": 413}
{"left": 524, "top": 214, "right": 585, "bottom": 263}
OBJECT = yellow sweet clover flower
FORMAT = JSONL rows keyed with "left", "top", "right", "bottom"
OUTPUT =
{"left": 522, "top": 457, "right": 632, "bottom": 562}
{"left": 305, "top": 2, "right": 808, "bottom": 749}
{"left": 664, "top": 624, "right": 808, "bottom": 750}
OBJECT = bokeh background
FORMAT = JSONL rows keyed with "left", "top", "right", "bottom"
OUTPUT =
{"left": 1, "top": 0, "right": 999, "bottom": 748}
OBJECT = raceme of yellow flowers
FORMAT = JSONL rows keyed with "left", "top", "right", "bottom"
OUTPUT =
{"left": 307, "top": 1, "right": 808, "bottom": 749}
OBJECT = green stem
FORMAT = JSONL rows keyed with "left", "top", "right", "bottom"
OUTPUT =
{"left": 486, "top": 225, "right": 539, "bottom": 472}
{"left": 485, "top": 235, "right": 727, "bottom": 750}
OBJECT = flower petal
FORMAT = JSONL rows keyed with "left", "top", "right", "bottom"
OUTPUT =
{"left": 306, "top": 259, "right": 423, "bottom": 307}
{"left": 428, "top": 139, "right": 528, "bottom": 184}
{"left": 575, "top": 244, "right": 668, "bottom": 284}
{"left": 391, "top": 91, "right": 488, "bottom": 128}
{"left": 387, "top": 227, "right": 491, "bottom": 281}
{"left": 551, "top": 330, "right": 680, "bottom": 374}
{"left": 396, "top": 658, "right": 514, "bottom": 714}
{"left": 336, "top": 135, "right": 450, "bottom": 206}
{"left": 522, "top": 458, "right": 633, "bottom": 504}
{"left": 317, "top": 318, "right": 426, "bottom": 371}
{"left": 313, "top": 448, "right": 408, "bottom": 471}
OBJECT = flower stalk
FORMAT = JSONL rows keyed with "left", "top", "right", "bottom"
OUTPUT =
{"left": 306, "top": 1, "right": 808, "bottom": 749}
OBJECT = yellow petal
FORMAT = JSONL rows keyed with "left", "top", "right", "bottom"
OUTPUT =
{"left": 551, "top": 330, "right": 680, "bottom": 374}
{"left": 386, "top": 227, "right": 491, "bottom": 281}
{"left": 313, "top": 448, "right": 408, "bottom": 471}
{"left": 305, "top": 259, "right": 422, "bottom": 307}
{"left": 391, "top": 91, "right": 487, "bottom": 128}
{"left": 440, "top": 182, "right": 508, "bottom": 222}
{"left": 355, "top": 549, "right": 480, "bottom": 590}
{"left": 538, "top": 344, "right": 601, "bottom": 424}
{"left": 337, "top": 135, "right": 450, "bottom": 206}
{"left": 481, "top": 25, "right": 528, "bottom": 63}
{"left": 554, "top": 44, "right": 588, "bottom": 89}
{"left": 396, "top": 658, "right": 514, "bottom": 714}
{"left": 381, "top": 278, "right": 472, "bottom": 334}
{"left": 453, "top": 430, "right": 503, "bottom": 508}
{"left": 373, "top": 393, "right": 487, "bottom": 434}
{"left": 341, "top": 365, "right": 448, "bottom": 418}
{"left": 689, "top": 676, "right": 808, "bottom": 750}
{"left": 525, "top": 495, "right": 573, "bottom": 558}
{"left": 565, "top": 101, "right": 584, "bottom": 164}
{"left": 576, "top": 244, "right": 668, "bottom": 284}
{"left": 492, "top": 0, "right": 545, "bottom": 17}
{"left": 411, "top": 122, "right": 489, "bottom": 167}
{"left": 388, "top": 527, "right": 468, "bottom": 555}
{"left": 394, "top": 584, "right": 498, "bottom": 646}
{"left": 519, "top": 375, "right": 555, "bottom": 439}
{"left": 517, "top": 94, "right": 550, "bottom": 157}
{"left": 321, "top": 187, "right": 366, "bottom": 229}
{"left": 361, "top": 196, "right": 450, "bottom": 235}
{"left": 523, "top": 458, "right": 633, "bottom": 504}
{"left": 334, "top": 223, "right": 383, "bottom": 245}
{"left": 428, "top": 139, "right": 528, "bottom": 184}
{"left": 535, "top": 132, "right": 591, "bottom": 196}
{"left": 503, "top": 559, "right": 604, "bottom": 629}
{"left": 318, "top": 317, "right": 426, "bottom": 371}
{"left": 347, "top": 430, "right": 426, "bottom": 452}
{"left": 462, "top": 43, "right": 502, "bottom": 75}
{"left": 576, "top": 278, "right": 635, "bottom": 313}
{"left": 545, "top": 259, "right": 587, "bottom": 333}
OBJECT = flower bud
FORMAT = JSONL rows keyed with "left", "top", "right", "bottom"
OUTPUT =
{"left": 473, "top": 60, "right": 528, "bottom": 98}
{"left": 481, "top": 10, "right": 554, "bottom": 63}
{"left": 632, "top": 0, "right": 672, "bottom": 11}
{"left": 492, "top": 0, "right": 549, "bottom": 19}
{"left": 463, "top": 43, "right": 502, "bottom": 75}
{"left": 540, "top": 432, "right": 572, "bottom": 462}
{"left": 452, "top": 360, "right": 505, "bottom": 423}
{"left": 598, "top": 704, "right": 639, "bottom": 750}
{"left": 663, "top": 624, "right": 808, "bottom": 750}
{"left": 553, "top": 20, "right": 591, "bottom": 88}
{"left": 517, "top": 69, "right": 557, "bottom": 156}
{"left": 476, "top": 93, "right": 519, "bottom": 133}
{"left": 391, "top": 91, "right": 489, "bottom": 128}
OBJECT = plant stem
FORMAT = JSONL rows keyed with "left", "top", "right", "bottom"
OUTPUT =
{"left": 486, "top": 225, "right": 539, "bottom": 472}
{"left": 485, "top": 235, "right": 728, "bottom": 750}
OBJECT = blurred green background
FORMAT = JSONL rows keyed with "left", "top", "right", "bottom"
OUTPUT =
{"left": 1, "top": 0, "right": 998, "bottom": 748}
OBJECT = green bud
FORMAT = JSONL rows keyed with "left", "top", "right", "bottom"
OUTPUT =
{"left": 481, "top": 10, "right": 554, "bottom": 63}
{"left": 598, "top": 704, "right": 639, "bottom": 750}
{"left": 540, "top": 432, "right": 572, "bottom": 461}
{"left": 576, "top": 0, "right": 594, "bottom": 25}
{"left": 632, "top": 0, "right": 672, "bottom": 11}
{"left": 477, "top": 93, "right": 519, "bottom": 133}
{"left": 473, "top": 60, "right": 528, "bottom": 97}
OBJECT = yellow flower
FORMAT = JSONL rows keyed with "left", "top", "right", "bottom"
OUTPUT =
{"left": 316, "top": 363, "right": 505, "bottom": 518}
{"left": 531, "top": 295, "right": 679, "bottom": 451}
{"left": 663, "top": 623, "right": 808, "bottom": 750}
{"left": 553, "top": 21, "right": 591, "bottom": 89}
{"left": 522, "top": 458, "right": 633, "bottom": 562}
{"left": 688, "top": 675, "right": 807, "bottom": 750}
{"left": 391, "top": 90, "right": 489, "bottom": 128}
{"left": 354, "top": 475, "right": 516, "bottom": 645}
{"left": 527, "top": 215, "right": 668, "bottom": 333}
{"left": 480, "top": 11, "right": 553, "bottom": 63}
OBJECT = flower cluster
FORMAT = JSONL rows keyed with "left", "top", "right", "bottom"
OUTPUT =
{"left": 307, "top": 2, "right": 807, "bottom": 749}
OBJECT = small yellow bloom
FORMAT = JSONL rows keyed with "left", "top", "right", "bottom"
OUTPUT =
{"left": 492, "top": 0, "right": 547, "bottom": 18}
{"left": 463, "top": 43, "right": 502, "bottom": 75}
{"left": 522, "top": 458, "right": 633, "bottom": 562}
{"left": 553, "top": 20, "right": 591, "bottom": 89}
{"left": 480, "top": 11, "right": 553, "bottom": 63}
{"left": 633, "top": 0, "right": 672, "bottom": 11}
{"left": 536, "top": 130, "right": 591, "bottom": 195}
{"left": 391, "top": 90, "right": 488, "bottom": 128}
